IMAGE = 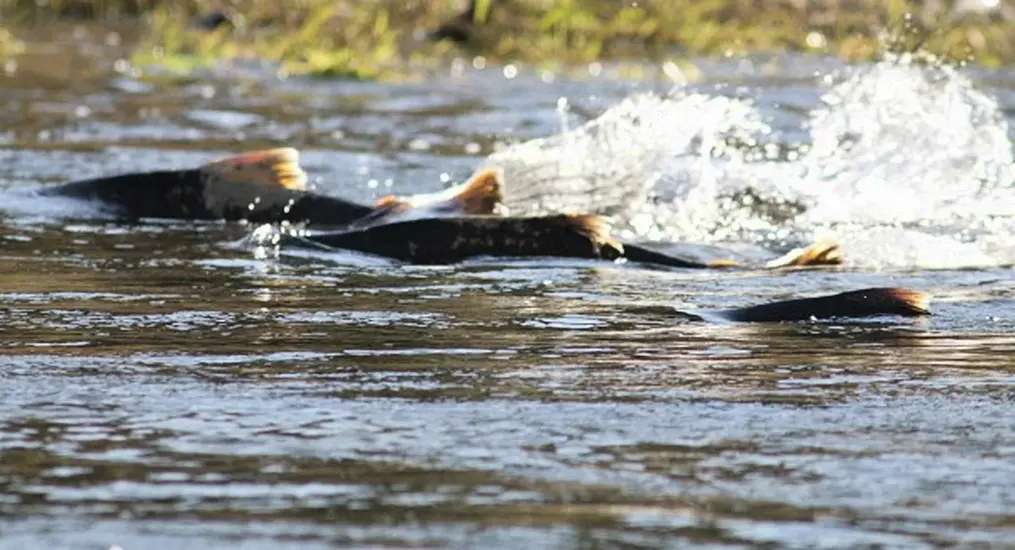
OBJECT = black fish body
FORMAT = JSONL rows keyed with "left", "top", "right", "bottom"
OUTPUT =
{"left": 294, "top": 214, "right": 622, "bottom": 264}
{"left": 38, "top": 169, "right": 373, "bottom": 225}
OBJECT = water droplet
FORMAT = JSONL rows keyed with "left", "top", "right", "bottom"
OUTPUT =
{"left": 408, "top": 138, "right": 431, "bottom": 151}
{"left": 806, "top": 31, "right": 827, "bottom": 49}
{"left": 450, "top": 58, "right": 466, "bottom": 78}
{"left": 662, "top": 61, "right": 686, "bottom": 86}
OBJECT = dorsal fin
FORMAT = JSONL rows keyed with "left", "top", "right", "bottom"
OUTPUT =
{"left": 199, "top": 148, "right": 308, "bottom": 191}
{"left": 556, "top": 213, "right": 624, "bottom": 256}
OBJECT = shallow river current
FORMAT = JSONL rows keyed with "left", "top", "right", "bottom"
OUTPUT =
{"left": 1, "top": 24, "right": 1014, "bottom": 549}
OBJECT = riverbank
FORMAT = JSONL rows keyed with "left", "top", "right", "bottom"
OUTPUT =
{"left": 1, "top": 0, "right": 1013, "bottom": 78}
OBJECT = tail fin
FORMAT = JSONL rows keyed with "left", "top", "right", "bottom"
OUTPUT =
{"left": 199, "top": 148, "right": 308, "bottom": 190}
{"left": 620, "top": 243, "right": 740, "bottom": 269}
{"left": 607, "top": 239, "right": 839, "bottom": 271}
{"left": 765, "top": 239, "right": 842, "bottom": 269}
{"left": 372, "top": 168, "right": 505, "bottom": 216}
{"left": 701, "top": 287, "right": 931, "bottom": 323}
{"left": 443, "top": 168, "right": 504, "bottom": 215}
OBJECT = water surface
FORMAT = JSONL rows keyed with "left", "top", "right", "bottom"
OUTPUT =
{"left": 1, "top": 23, "right": 1014, "bottom": 549}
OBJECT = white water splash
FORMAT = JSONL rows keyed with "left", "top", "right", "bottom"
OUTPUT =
{"left": 796, "top": 55, "right": 1013, "bottom": 225}
{"left": 484, "top": 91, "right": 770, "bottom": 223}
{"left": 484, "top": 54, "right": 1015, "bottom": 270}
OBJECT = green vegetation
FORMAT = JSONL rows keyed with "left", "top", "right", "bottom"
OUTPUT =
{"left": 132, "top": 1, "right": 432, "bottom": 80}
{"left": 0, "top": 26, "right": 24, "bottom": 58}
{"left": 2, "top": 0, "right": 1014, "bottom": 78}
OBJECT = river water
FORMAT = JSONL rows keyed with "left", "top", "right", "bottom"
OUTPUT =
{"left": 0, "top": 24, "right": 1013, "bottom": 549}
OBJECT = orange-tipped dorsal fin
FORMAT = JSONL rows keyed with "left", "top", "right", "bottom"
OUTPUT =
{"left": 199, "top": 148, "right": 308, "bottom": 191}
{"left": 557, "top": 213, "right": 624, "bottom": 256}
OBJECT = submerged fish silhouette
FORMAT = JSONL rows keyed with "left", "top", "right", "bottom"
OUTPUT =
{"left": 693, "top": 287, "right": 931, "bottom": 323}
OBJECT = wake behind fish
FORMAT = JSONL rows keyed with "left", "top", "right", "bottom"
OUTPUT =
{"left": 483, "top": 53, "right": 1015, "bottom": 270}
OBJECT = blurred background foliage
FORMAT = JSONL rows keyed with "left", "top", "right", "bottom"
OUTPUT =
{"left": 1, "top": 0, "right": 1013, "bottom": 78}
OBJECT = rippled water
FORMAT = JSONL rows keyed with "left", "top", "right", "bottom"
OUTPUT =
{"left": 1, "top": 23, "right": 1014, "bottom": 549}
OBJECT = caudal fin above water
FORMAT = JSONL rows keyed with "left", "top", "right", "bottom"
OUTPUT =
{"left": 618, "top": 239, "right": 842, "bottom": 271}
{"left": 372, "top": 168, "right": 505, "bottom": 216}
{"left": 617, "top": 243, "right": 737, "bottom": 269}
{"left": 765, "top": 239, "right": 843, "bottom": 268}
{"left": 697, "top": 287, "right": 931, "bottom": 323}
{"left": 444, "top": 168, "right": 505, "bottom": 215}
{"left": 199, "top": 147, "right": 308, "bottom": 191}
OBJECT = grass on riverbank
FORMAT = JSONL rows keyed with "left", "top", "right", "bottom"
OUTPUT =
{"left": 0, "top": 26, "right": 24, "bottom": 58}
{"left": 2, "top": 0, "right": 1013, "bottom": 78}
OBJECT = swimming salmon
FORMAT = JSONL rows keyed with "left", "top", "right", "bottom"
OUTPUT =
{"left": 35, "top": 148, "right": 504, "bottom": 227}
